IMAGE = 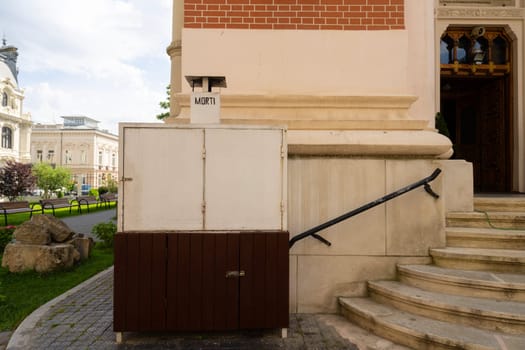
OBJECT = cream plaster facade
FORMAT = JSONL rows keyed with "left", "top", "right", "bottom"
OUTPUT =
{"left": 162, "top": 0, "right": 524, "bottom": 313}
{"left": 31, "top": 117, "right": 118, "bottom": 193}
{"left": 0, "top": 43, "right": 31, "bottom": 166}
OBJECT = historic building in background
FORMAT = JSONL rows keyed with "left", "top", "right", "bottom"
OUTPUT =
{"left": 0, "top": 40, "right": 31, "bottom": 166}
{"left": 31, "top": 116, "right": 118, "bottom": 193}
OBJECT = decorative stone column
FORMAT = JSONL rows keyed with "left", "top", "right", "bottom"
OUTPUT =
{"left": 166, "top": 0, "right": 183, "bottom": 118}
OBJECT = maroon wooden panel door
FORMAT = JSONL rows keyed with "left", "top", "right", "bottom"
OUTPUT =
{"left": 240, "top": 232, "right": 289, "bottom": 329}
{"left": 114, "top": 231, "right": 289, "bottom": 332}
{"left": 166, "top": 233, "right": 240, "bottom": 331}
{"left": 114, "top": 233, "right": 167, "bottom": 332}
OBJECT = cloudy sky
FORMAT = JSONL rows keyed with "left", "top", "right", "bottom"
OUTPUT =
{"left": 1, "top": 0, "right": 172, "bottom": 134}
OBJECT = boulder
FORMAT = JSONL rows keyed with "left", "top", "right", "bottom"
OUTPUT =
{"left": 66, "top": 235, "right": 94, "bottom": 260}
{"left": 31, "top": 215, "right": 74, "bottom": 243}
{"left": 13, "top": 222, "right": 51, "bottom": 245}
{"left": 1, "top": 242, "right": 80, "bottom": 273}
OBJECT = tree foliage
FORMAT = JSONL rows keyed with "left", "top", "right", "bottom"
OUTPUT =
{"left": 156, "top": 84, "right": 170, "bottom": 120}
{"left": 0, "top": 160, "right": 36, "bottom": 201}
{"left": 435, "top": 112, "right": 450, "bottom": 139}
{"left": 32, "top": 163, "right": 72, "bottom": 199}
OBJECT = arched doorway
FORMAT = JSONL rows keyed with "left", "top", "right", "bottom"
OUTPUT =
{"left": 440, "top": 26, "right": 513, "bottom": 193}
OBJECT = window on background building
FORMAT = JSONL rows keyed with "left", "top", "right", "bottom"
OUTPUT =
{"left": 47, "top": 150, "right": 55, "bottom": 162}
{"left": 98, "top": 151, "right": 103, "bottom": 165}
{"left": 1, "top": 127, "right": 12, "bottom": 149}
{"left": 80, "top": 150, "right": 87, "bottom": 164}
{"left": 112, "top": 153, "right": 116, "bottom": 167}
{"left": 37, "top": 150, "right": 43, "bottom": 162}
{"left": 1, "top": 92, "right": 7, "bottom": 107}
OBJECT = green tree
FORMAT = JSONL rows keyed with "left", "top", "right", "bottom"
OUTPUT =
{"left": 156, "top": 84, "right": 170, "bottom": 120}
{"left": 99, "top": 177, "right": 118, "bottom": 194}
{"left": 0, "top": 160, "right": 36, "bottom": 201}
{"left": 32, "top": 163, "right": 72, "bottom": 199}
{"left": 435, "top": 112, "right": 450, "bottom": 139}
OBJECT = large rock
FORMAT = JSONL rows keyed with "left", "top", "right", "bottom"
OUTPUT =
{"left": 31, "top": 215, "right": 74, "bottom": 243}
{"left": 13, "top": 222, "right": 51, "bottom": 245}
{"left": 66, "top": 235, "right": 94, "bottom": 260}
{"left": 1, "top": 242, "right": 80, "bottom": 273}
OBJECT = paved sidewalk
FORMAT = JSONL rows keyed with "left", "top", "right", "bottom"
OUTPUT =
{"left": 8, "top": 265, "right": 360, "bottom": 349}
{"left": 60, "top": 209, "right": 117, "bottom": 239}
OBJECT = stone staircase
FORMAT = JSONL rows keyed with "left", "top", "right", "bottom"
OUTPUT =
{"left": 339, "top": 196, "right": 525, "bottom": 349}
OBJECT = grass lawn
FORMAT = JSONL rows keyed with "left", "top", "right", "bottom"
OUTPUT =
{"left": 2, "top": 201, "right": 116, "bottom": 227}
{"left": 0, "top": 246, "right": 114, "bottom": 331}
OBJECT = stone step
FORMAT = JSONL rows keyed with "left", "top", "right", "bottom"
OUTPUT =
{"left": 447, "top": 211, "right": 525, "bottom": 230}
{"left": 398, "top": 264, "right": 525, "bottom": 302}
{"left": 475, "top": 196, "right": 525, "bottom": 213}
{"left": 446, "top": 226, "right": 525, "bottom": 250}
{"left": 339, "top": 297, "right": 525, "bottom": 350}
{"left": 430, "top": 247, "right": 525, "bottom": 273}
{"left": 367, "top": 280, "right": 525, "bottom": 334}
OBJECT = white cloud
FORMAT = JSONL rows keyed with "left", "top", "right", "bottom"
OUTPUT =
{"left": 1, "top": 0, "right": 172, "bottom": 134}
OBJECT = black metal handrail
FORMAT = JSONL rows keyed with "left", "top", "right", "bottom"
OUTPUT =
{"left": 289, "top": 168, "right": 442, "bottom": 248}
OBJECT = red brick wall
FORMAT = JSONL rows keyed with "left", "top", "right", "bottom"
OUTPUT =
{"left": 184, "top": 0, "right": 404, "bottom": 30}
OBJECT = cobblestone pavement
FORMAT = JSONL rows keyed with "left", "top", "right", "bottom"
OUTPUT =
{"left": 0, "top": 331, "right": 11, "bottom": 350}
{"left": 8, "top": 267, "right": 358, "bottom": 350}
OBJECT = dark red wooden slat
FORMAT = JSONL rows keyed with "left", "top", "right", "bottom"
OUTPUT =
{"left": 151, "top": 233, "right": 167, "bottom": 330}
{"left": 201, "top": 234, "right": 216, "bottom": 330}
{"left": 126, "top": 234, "right": 140, "bottom": 331}
{"left": 176, "top": 233, "right": 191, "bottom": 330}
{"left": 166, "top": 234, "right": 178, "bottom": 329}
{"left": 239, "top": 233, "right": 254, "bottom": 328}
{"left": 113, "top": 234, "right": 127, "bottom": 331}
{"left": 214, "top": 234, "right": 228, "bottom": 330}
{"left": 138, "top": 233, "right": 153, "bottom": 331}
{"left": 276, "top": 231, "right": 290, "bottom": 328}
{"left": 251, "top": 232, "right": 266, "bottom": 328}
{"left": 265, "top": 232, "right": 278, "bottom": 328}
{"left": 188, "top": 234, "right": 203, "bottom": 329}
{"left": 225, "top": 233, "right": 240, "bottom": 330}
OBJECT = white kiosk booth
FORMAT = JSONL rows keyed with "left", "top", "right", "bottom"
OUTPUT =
{"left": 114, "top": 77, "right": 289, "bottom": 339}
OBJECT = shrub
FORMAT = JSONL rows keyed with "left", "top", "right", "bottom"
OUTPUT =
{"left": 0, "top": 226, "right": 15, "bottom": 253}
{"left": 97, "top": 186, "right": 109, "bottom": 195}
{"left": 91, "top": 221, "right": 116, "bottom": 247}
{"left": 106, "top": 178, "right": 118, "bottom": 193}
{"left": 88, "top": 188, "right": 99, "bottom": 198}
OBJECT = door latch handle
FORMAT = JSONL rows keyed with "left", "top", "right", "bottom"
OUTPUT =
{"left": 225, "top": 270, "right": 245, "bottom": 278}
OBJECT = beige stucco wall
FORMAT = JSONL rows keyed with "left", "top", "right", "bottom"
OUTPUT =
{"left": 288, "top": 157, "right": 472, "bottom": 313}
{"left": 170, "top": 1, "right": 438, "bottom": 130}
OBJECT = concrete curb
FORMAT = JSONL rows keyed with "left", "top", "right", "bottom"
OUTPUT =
{"left": 6, "top": 266, "right": 114, "bottom": 350}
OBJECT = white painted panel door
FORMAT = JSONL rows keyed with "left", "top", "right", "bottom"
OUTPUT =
{"left": 121, "top": 127, "right": 204, "bottom": 231}
{"left": 205, "top": 128, "right": 284, "bottom": 230}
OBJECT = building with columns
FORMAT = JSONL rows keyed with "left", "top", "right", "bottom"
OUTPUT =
{"left": 158, "top": 0, "right": 525, "bottom": 346}
{"left": 0, "top": 40, "right": 31, "bottom": 166}
{"left": 31, "top": 116, "right": 118, "bottom": 193}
